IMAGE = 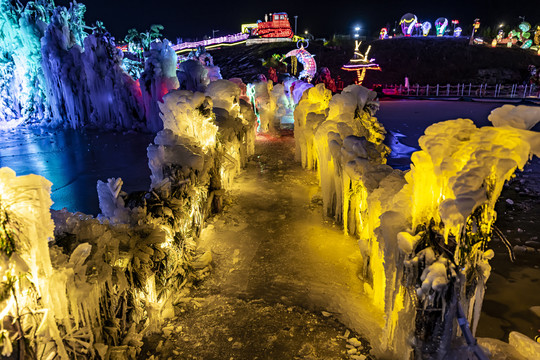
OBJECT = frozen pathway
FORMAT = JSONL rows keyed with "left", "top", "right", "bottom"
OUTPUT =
{"left": 140, "top": 134, "right": 383, "bottom": 359}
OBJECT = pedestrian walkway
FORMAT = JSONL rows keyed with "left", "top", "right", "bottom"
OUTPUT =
{"left": 139, "top": 134, "right": 383, "bottom": 360}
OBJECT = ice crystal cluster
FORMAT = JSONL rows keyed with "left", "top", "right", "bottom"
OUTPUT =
{"left": 294, "top": 87, "right": 540, "bottom": 358}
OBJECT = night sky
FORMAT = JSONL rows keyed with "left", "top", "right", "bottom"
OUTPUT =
{"left": 48, "top": 0, "right": 540, "bottom": 41}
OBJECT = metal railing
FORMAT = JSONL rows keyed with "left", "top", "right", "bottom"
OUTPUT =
{"left": 381, "top": 83, "right": 539, "bottom": 98}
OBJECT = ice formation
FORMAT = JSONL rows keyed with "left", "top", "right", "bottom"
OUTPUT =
{"left": 0, "top": 0, "right": 52, "bottom": 127}
{"left": 488, "top": 104, "right": 540, "bottom": 130}
{"left": 140, "top": 39, "right": 180, "bottom": 132}
{"left": 40, "top": 6, "right": 146, "bottom": 129}
{"left": 1, "top": 1, "right": 192, "bottom": 132}
{"left": 293, "top": 83, "right": 332, "bottom": 169}
{"left": 294, "top": 90, "right": 540, "bottom": 358}
{"left": 251, "top": 80, "right": 275, "bottom": 132}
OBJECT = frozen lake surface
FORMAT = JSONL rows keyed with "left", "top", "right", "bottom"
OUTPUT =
{"left": 0, "top": 128, "right": 153, "bottom": 214}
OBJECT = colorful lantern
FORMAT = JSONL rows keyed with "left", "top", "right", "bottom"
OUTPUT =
{"left": 435, "top": 18, "right": 448, "bottom": 36}
{"left": 518, "top": 22, "right": 531, "bottom": 33}
{"left": 284, "top": 40, "right": 317, "bottom": 81}
{"left": 422, "top": 22, "right": 431, "bottom": 36}
{"left": 400, "top": 13, "right": 417, "bottom": 36}
{"left": 379, "top": 28, "right": 388, "bottom": 39}
{"left": 454, "top": 27, "right": 462, "bottom": 37}
{"left": 521, "top": 40, "right": 533, "bottom": 49}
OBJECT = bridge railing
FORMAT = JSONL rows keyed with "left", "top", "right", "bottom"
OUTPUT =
{"left": 381, "top": 83, "right": 539, "bottom": 98}
{"left": 172, "top": 33, "right": 249, "bottom": 52}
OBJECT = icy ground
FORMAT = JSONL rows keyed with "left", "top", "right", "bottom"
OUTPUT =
{"left": 140, "top": 134, "right": 377, "bottom": 360}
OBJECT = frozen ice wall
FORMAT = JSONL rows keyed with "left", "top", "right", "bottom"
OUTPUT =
{"left": 206, "top": 80, "right": 257, "bottom": 187}
{"left": 296, "top": 94, "right": 540, "bottom": 358}
{"left": 0, "top": 0, "right": 52, "bottom": 128}
{"left": 314, "top": 85, "right": 388, "bottom": 222}
{"left": 41, "top": 7, "right": 146, "bottom": 129}
{"left": 151, "top": 80, "right": 256, "bottom": 193}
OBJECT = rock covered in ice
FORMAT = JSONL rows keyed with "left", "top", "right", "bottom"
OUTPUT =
{"left": 477, "top": 338, "right": 527, "bottom": 360}
{"left": 159, "top": 89, "right": 217, "bottom": 150}
{"left": 508, "top": 331, "right": 540, "bottom": 360}
{"left": 488, "top": 104, "right": 540, "bottom": 130}
{"left": 177, "top": 60, "right": 209, "bottom": 92}
{"left": 397, "top": 231, "right": 422, "bottom": 254}
{"left": 530, "top": 306, "right": 540, "bottom": 317}
{"left": 97, "top": 177, "right": 130, "bottom": 223}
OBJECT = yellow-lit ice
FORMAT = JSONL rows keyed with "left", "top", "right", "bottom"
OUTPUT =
{"left": 294, "top": 88, "right": 540, "bottom": 358}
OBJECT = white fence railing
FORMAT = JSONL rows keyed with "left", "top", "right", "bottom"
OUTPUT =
{"left": 382, "top": 83, "right": 539, "bottom": 98}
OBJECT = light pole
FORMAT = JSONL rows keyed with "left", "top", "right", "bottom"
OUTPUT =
{"left": 212, "top": 29, "right": 220, "bottom": 38}
{"left": 294, "top": 15, "right": 298, "bottom": 35}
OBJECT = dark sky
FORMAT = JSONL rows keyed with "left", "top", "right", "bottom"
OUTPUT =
{"left": 50, "top": 0, "right": 539, "bottom": 41}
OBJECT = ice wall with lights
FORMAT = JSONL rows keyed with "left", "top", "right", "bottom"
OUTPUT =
{"left": 41, "top": 7, "right": 146, "bottom": 129}
{"left": 0, "top": 0, "right": 52, "bottom": 128}
{"left": 294, "top": 86, "right": 540, "bottom": 358}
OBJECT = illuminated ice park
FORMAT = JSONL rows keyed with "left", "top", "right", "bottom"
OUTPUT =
{"left": 2, "top": 0, "right": 540, "bottom": 359}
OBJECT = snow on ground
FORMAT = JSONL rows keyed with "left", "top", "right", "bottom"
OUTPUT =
{"left": 139, "top": 133, "right": 378, "bottom": 359}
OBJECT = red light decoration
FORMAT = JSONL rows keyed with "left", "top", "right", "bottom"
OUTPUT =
{"left": 253, "top": 12, "right": 294, "bottom": 38}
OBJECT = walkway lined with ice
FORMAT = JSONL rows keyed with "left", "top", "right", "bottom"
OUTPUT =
{"left": 141, "top": 134, "right": 385, "bottom": 358}
{"left": 199, "top": 134, "right": 383, "bottom": 334}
